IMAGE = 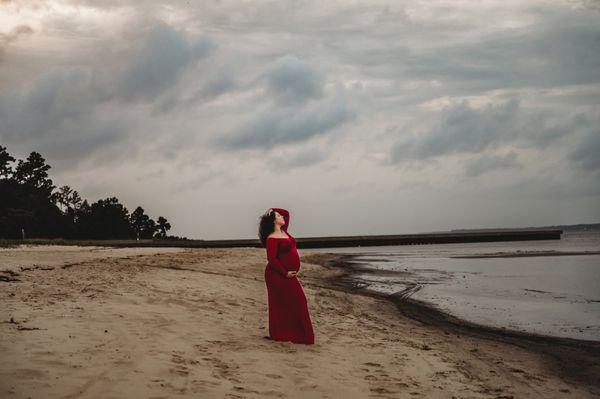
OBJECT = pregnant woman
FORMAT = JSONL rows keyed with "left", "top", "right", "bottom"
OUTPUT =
{"left": 258, "top": 207, "right": 315, "bottom": 345}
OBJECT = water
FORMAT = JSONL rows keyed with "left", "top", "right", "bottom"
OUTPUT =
{"left": 307, "top": 230, "right": 600, "bottom": 341}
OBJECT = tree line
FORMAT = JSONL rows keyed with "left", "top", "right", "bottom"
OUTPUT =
{"left": 0, "top": 145, "right": 184, "bottom": 240}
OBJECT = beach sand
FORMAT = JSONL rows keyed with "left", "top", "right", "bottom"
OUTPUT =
{"left": 1, "top": 245, "right": 598, "bottom": 398}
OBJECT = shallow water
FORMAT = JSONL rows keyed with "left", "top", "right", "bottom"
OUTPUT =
{"left": 308, "top": 230, "right": 600, "bottom": 341}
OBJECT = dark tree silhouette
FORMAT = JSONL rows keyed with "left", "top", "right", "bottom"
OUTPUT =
{"left": 50, "top": 185, "right": 84, "bottom": 239}
{"left": 75, "top": 199, "right": 91, "bottom": 225}
{"left": 0, "top": 145, "right": 15, "bottom": 179}
{"left": 14, "top": 151, "right": 55, "bottom": 195}
{"left": 77, "top": 197, "right": 134, "bottom": 239}
{"left": 155, "top": 216, "right": 172, "bottom": 238}
{"left": 0, "top": 146, "right": 179, "bottom": 240}
{"left": 130, "top": 206, "right": 159, "bottom": 239}
{"left": 1, "top": 151, "right": 62, "bottom": 238}
{"left": 52, "top": 185, "right": 83, "bottom": 214}
{"left": 145, "top": 219, "right": 157, "bottom": 239}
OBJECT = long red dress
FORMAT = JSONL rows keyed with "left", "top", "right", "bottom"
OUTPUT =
{"left": 264, "top": 207, "right": 315, "bottom": 345}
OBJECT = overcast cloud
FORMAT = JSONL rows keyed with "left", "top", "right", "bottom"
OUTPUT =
{"left": 0, "top": 0, "right": 598, "bottom": 239}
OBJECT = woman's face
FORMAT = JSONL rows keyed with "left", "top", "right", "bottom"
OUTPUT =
{"left": 274, "top": 211, "right": 284, "bottom": 226}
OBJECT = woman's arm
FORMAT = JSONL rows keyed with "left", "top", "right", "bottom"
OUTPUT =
{"left": 271, "top": 207, "right": 290, "bottom": 232}
{"left": 266, "top": 237, "right": 288, "bottom": 276}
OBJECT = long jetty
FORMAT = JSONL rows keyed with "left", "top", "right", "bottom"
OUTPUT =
{"left": 4, "top": 229, "right": 562, "bottom": 249}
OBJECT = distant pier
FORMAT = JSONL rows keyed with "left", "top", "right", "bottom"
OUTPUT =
{"left": 287, "top": 228, "right": 563, "bottom": 249}
{"left": 4, "top": 229, "right": 562, "bottom": 249}
{"left": 185, "top": 228, "right": 563, "bottom": 249}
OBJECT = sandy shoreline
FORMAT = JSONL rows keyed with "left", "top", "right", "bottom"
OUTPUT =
{"left": 1, "top": 245, "right": 599, "bottom": 398}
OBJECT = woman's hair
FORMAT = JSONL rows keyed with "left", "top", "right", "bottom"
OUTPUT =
{"left": 258, "top": 209, "right": 276, "bottom": 248}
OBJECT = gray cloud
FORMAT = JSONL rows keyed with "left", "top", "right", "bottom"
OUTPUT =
{"left": 0, "top": 18, "right": 220, "bottom": 171}
{"left": 198, "top": 75, "right": 238, "bottom": 100}
{"left": 390, "top": 99, "right": 520, "bottom": 162}
{"left": 212, "top": 93, "right": 356, "bottom": 150}
{"left": 325, "top": 5, "right": 600, "bottom": 95}
{"left": 406, "top": 24, "right": 600, "bottom": 90}
{"left": 0, "top": 24, "right": 33, "bottom": 47}
{"left": 0, "top": 68, "right": 99, "bottom": 141}
{"left": 159, "top": 72, "right": 240, "bottom": 113}
{"left": 387, "top": 98, "right": 587, "bottom": 165}
{"left": 268, "top": 147, "right": 329, "bottom": 169}
{"left": 0, "top": 66, "right": 136, "bottom": 171}
{"left": 117, "top": 22, "right": 216, "bottom": 102}
{"left": 258, "top": 54, "right": 324, "bottom": 106}
{"left": 211, "top": 55, "right": 356, "bottom": 151}
{"left": 463, "top": 151, "right": 522, "bottom": 177}
{"left": 568, "top": 130, "right": 600, "bottom": 173}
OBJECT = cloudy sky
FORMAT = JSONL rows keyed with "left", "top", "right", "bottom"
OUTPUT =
{"left": 1, "top": 0, "right": 599, "bottom": 239}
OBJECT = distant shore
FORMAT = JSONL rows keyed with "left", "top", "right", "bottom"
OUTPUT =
{"left": 1, "top": 245, "right": 599, "bottom": 398}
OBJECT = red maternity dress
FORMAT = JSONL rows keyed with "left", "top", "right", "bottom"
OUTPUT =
{"left": 264, "top": 207, "right": 315, "bottom": 345}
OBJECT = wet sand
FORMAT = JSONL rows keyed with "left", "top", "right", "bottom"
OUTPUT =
{"left": 321, "top": 247, "right": 600, "bottom": 341}
{"left": 308, "top": 253, "right": 600, "bottom": 393}
{"left": 1, "top": 245, "right": 599, "bottom": 398}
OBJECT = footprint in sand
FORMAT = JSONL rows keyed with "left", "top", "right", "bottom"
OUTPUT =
{"left": 259, "top": 389, "right": 287, "bottom": 397}
{"left": 193, "top": 344, "right": 242, "bottom": 384}
{"left": 232, "top": 385, "right": 260, "bottom": 394}
{"left": 363, "top": 361, "right": 381, "bottom": 367}
{"left": 371, "top": 387, "right": 395, "bottom": 395}
{"left": 170, "top": 351, "right": 190, "bottom": 376}
{"left": 206, "top": 339, "right": 247, "bottom": 351}
{"left": 211, "top": 357, "right": 241, "bottom": 383}
{"left": 193, "top": 343, "right": 210, "bottom": 354}
{"left": 362, "top": 361, "right": 410, "bottom": 394}
{"left": 294, "top": 362, "right": 310, "bottom": 369}
{"left": 265, "top": 374, "right": 283, "bottom": 379}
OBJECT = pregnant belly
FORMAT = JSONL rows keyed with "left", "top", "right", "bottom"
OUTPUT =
{"left": 283, "top": 251, "right": 301, "bottom": 271}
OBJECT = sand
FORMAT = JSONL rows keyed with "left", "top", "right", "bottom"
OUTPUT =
{"left": 1, "top": 245, "right": 598, "bottom": 398}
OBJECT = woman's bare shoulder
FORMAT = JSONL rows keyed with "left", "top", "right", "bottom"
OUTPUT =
{"left": 267, "top": 232, "right": 288, "bottom": 239}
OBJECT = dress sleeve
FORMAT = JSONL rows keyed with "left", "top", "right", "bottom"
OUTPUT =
{"left": 266, "top": 237, "right": 288, "bottom": 276}
{"left": 271, "top": 207, "right": 290, "bottom": 232}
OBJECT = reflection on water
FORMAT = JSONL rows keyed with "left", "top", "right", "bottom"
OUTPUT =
{"left": 309, "top": 230, "right": 600, "bottom": 341}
